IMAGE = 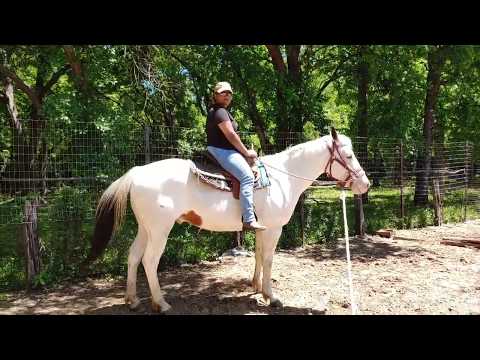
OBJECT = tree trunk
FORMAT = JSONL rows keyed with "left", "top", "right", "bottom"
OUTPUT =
{"left": 1, "top": 49, "right": 70, "bottom": 193}
{"left": 356, "top": 45, "right": 369, "bottom": 204}
{"left": 414, "top": 46, "right": 447, "bottom": 206}
{"left": 287, "top": 45, "right": 303, "bottom": 131}
{"left": 266, "top": 45, "right": 303, "bottom": 148}
{"left": 63, "top": 45, "right": 88, "bottom": 93}
{"left": 354, "top": 46, "right": 369, "bottom": 237}
{"left": 433, "top": 103, "right": 447, "bottom": 194}
{"left": 266, "top": 46, "right": 291, "bottom": 140}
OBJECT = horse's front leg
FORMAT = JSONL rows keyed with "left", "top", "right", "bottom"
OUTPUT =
{"left": 252, "top": 235, "right": 263, "bottom": 293}
{"left": 256, "top": 227, "right": 283, "bottom": 307}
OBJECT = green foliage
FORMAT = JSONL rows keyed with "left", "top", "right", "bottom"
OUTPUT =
{"left": 1, "top": 45, "right": 480, "bottom": 291}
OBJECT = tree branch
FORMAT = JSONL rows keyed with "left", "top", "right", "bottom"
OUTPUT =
{"left": 159, "top": 46, "right": 209, "bottom": 115}
{"left": 0, "top": 64, "right": 39, "bottom": 107}
{"left": 93, "top": 87, "right": 122, "bottom": 106}
{"left": 3, "top": 77, "right": 21, "bottom": 131}
{"left": 39, "top": 64, "right": 71, "bottom": 100}
{"left": 317, "top": 57, "right": 348, "bottom": 97}
{"left": 159, "top": 46, "right": 200, "bottom": 79}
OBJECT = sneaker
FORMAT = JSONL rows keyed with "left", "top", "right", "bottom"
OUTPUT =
{"left": 242, "top": 221, "right": 267, "bottom": 231}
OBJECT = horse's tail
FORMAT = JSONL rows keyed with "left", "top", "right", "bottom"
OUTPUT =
{"left": 84, "top": 169, "right": 135, "bottom": 265}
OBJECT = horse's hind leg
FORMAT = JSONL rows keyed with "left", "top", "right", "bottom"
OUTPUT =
{"left": 142, "top": 221, "right": 174, "bottom": 313}
{"left": 125, "top": 225, "right": 147, "bottom": 310}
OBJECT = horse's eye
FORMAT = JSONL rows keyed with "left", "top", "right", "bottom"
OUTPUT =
{"left": 346, "top": 155, "right": 353, "bottom": 159}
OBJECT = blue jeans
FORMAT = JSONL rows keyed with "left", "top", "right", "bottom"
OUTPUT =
{"left": 207, "top": 146, "right": 255, "bottom": 223}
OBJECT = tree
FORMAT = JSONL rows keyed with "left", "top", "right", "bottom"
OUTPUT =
{"left": 0, "top": 46, "right": 70, "bottom": 192}
{"left": 414, "top": 46, "right": 450, "bottom": 205}
{"left": 354, "top": 45, "right": 369, "bottom": 236}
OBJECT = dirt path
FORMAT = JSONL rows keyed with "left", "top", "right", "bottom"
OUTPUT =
{"left": 1, "top": 220, "right": 479, "bottom": 315}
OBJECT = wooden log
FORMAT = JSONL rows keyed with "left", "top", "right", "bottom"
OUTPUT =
{"left": 375, "top": 229, "right": 394, "bottom": 238}
{"left": 441, "top": 237, "right": 480, "bottom": 243}
{"left": 391, "top": 235, "right": 427, "bottom": 242}
{"left": 440, "top": 240, "right": 480, "bottom": 249}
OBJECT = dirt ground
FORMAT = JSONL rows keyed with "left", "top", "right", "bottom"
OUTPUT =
{"left": 1, "top": 220, "right": 479, "bottom": 315}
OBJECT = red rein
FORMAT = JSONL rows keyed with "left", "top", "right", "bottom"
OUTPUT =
{"left": 324, "top": 140, "right": 364, "bottom": 189}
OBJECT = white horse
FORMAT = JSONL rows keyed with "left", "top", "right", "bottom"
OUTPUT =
{"left": 85, "top": 128, "right": 370, "bottom": 312}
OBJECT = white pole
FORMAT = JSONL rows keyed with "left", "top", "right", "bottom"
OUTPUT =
{"left": 340, "top": 189, "right": 359, "bottom": 315}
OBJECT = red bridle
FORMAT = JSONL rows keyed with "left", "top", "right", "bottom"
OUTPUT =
{"left": 324, "top": 140, "right": 365, "bottom": 188}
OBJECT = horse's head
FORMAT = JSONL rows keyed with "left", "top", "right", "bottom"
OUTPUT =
{"left": 325, "top": 127, "right": 370, "bottom": 195}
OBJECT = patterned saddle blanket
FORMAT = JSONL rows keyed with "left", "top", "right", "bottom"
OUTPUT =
{"left": 190, "top": 151, "right": 271, "bottom": 199}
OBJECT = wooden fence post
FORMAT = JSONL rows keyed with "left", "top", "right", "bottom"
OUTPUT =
{"left": 23, "top": 199, "right": 41, "bottom": 290}
{"left": 432, "top": 179, "right": 443, "bottom": 226}
{"left": 354, "top": 194, "right": 366, "bottom": 238}
{"left": 300, "top": 193, "right": 305, "bottom": 246}
{"left": 233, "top": 231, "right": 245, "bottom": 248}
{"left": 463, "top": 141, "right": 470, "bottom": 222}
{"left": 399, "top": 140, "right": 405, "bottom": 219}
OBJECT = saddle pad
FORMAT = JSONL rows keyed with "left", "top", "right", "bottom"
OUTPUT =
{"left": 190, "top": 160, "right": 270, "bottom": 199}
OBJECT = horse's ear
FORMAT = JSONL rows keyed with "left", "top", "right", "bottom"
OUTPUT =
{"left": 331, "top": 127, "right": 339, "bottom": 141}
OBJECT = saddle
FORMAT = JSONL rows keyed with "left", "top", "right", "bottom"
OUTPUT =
{"left": 191, "top": 151, "right": 271, "bottom": 199}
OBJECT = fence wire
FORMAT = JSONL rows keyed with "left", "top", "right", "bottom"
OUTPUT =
{"left": 0, "top": 120, "right": 478, "bottom": 225}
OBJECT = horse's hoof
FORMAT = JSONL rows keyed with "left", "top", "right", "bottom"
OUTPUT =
{"left": 270, "top": 298, "right": 283, "bottom": 308}
{"left": 126, "top": 297, "right": 141, "bottom": 311}
{"left": 151, "top": 301, "right": 172, "bottom": 314}
{"left": 161, "top": 303, "right": 172, "bottom": 313}
{"left": 162, "top": 307, "right": 174, "bottom": 315}
{"left": 151, "top": 301, "right": 162, "bottom": 313}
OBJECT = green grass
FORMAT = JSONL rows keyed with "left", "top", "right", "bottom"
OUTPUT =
{"left": 0, "top": 185, "right": 478, "bottom": 291}
{"left": 301, "top": 185, "right": 478, "bottom": 245}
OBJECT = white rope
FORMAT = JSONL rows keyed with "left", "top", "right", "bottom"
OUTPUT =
{"left": 340, "top": 189, "right": 359, "bottom": 315}
{"left": 264, "top": 159, "right": 359, "bottom": 314}
{"left": 261, "top": 160, "right": 319, "bottom": 182}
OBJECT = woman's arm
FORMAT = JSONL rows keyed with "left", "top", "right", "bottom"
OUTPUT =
{"left": 217, "top": 121, "right": 254, "bottom": 158}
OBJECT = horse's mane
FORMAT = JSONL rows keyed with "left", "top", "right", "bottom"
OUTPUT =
{"left": 261, "top": 133, "right": 352, "bottom": 161}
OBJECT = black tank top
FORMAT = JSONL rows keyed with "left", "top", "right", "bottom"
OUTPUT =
{"left": 206, "top": 106, "right": 239, "bottom": 150}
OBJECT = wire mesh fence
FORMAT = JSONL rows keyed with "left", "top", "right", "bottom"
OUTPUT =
{"left": 0, "top": 120, "right": 478, "bottom": 226}
{"left": 2, "top": 119, "right": 479, "bottom": 290}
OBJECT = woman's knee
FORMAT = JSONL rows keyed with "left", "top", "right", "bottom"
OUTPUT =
{"left": 240, "top": 170, "right": 254, "bottom": 185}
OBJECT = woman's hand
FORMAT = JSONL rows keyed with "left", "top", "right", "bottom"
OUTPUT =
{"left": 245, "top": 149, "right": 258, "bottom": 159}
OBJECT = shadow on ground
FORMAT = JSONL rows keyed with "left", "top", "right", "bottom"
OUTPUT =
{"left": 2, "top": 264, "right": 325, "bottom": 315}
{"left": 87, "top": 272, "right": 325, "bottom": 315}
{"left": 294, "top": 237, "right": 432, "bottom": 264}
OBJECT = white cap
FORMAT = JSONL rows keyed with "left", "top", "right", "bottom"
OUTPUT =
{"left": 214, "top": 81, "right": 233, "bottom": 94}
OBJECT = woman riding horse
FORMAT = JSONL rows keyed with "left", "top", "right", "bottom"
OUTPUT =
{"left": 206, "top": 81, "right": 266, "bottom": 231}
